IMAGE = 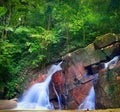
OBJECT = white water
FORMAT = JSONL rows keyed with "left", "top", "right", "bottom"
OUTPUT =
{"left": 14, "top": 62, "right": 62, "bottom": 110}
{"left": 78, "top": 56, "right": 119, "bottom": 110}
{"left": 52, "top": 83, "right": 62, "bottom": 110}
{"left": 104, "top": 56, "right": 119, "bottom": 69}
{"left": 13, "top": 55, "right": 119, "bottom": 110}
{"left": 78, "top": 86, "right": 95, "bottom": 110}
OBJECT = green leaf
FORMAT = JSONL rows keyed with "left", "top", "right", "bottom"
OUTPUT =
{"left": 0, "top": 6, "right": 7, "bottom": 16}
{"left": 15, "top": 26, "right": 32, "bottom": 34}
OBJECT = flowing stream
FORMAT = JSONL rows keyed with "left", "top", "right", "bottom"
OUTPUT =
{"left": 52, "top": 82, "right": 62, "bottom": 110}
{"left": 78, "top": 86, "right": 95, "bottom": 110}
{"left": 13, "top": 56, "right": 119, "bottom": 110}
{"left": 78, "top": 56, "right": 119, "bottom": 110}
{"left": 104, "top": 56, "right": 119, "bottom": 69}
{"left": 14, "top": 62, "right": 62, "bottom": 110}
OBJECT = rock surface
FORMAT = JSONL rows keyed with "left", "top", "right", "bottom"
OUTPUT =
{"left": 95, "top": 64, "right": 120, "bottom": 109}
{"left": 0, "top": 100, "right": 17, "bottom": 110}
{"left": 94, "top": 33, "right": 120, "bottom": 48}
{"left": 17, "top": 33, "right": 120, "bottom": 110}
{"left": 52, "top": 33, "right": 120, "bottom": 109}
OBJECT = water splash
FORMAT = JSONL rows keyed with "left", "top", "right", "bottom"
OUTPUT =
{"left": 14, "top": 62, "right": 62, "bottom": 110}
{"left": 104, "top": 56, "right": 119, "bottom": 69}
{"left": 78, "top": 86, "right": 95, "bottom": 110}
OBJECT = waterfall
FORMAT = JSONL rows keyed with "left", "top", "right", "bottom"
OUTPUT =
{"left": 78, "top": 56, "right": 119, "bottom": 110}
{"left": 78, "top": 74, "right": 98, "bottom": 110}
{"left": 14, "top": 62, "right": 62, "bottom": 110}
{"left": 52, "top": 83, "right": 62, "bottom": 110}
{"left": 78, "top": 86, "right": 95, "bottom": 110}
{"left": 104, "top": 56, "right": 119, "bottom": 69}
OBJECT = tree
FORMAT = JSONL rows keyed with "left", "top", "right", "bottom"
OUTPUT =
{"left": 0, "top": 0, "right": 120, "bottom": 99}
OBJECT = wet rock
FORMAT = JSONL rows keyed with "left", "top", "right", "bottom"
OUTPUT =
{"left": 52, "top": 71, "right": 65, "bottom": 94}
{"left": 67, "top": 101, "right": 78, "bottom": 109}
{"left": 94, "top": 64, "right": 120, "bottom": 109}
{"left": 50, "top": 33, "right": 120, "bottom": 109}
{"left": 0, "top": 99, "right": 17, "bottom": 110}
{"left": 69, "top": 82, "right": 92, "bottom": 105}
{"left": 21, "top": 33, "right": 120, "bottom": 110}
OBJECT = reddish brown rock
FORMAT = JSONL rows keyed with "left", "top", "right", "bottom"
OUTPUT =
{"left": 25, "top": 74, "right": 47, "bottom": 89}
{"left": 60, "top": 61, "right": 94, "bottom": 109}
{"left": 69, "top": 81, "right": 93, "bottom": 105}
{"left": 65, "top": 63, "right": 87, "bottom": 85}
{"left": 52, "top": 71, "right": 65, "bottom": 93}
{"left": 52, "top": 71, "right": 65, "bottom": 86}
{"left": 68, "top": 101, "right": 78, "bottom": 109}
{"left": 19, "top": 33, "right": 120, "bottom": 109}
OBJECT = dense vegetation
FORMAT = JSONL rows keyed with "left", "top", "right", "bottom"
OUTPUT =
{"left": 0, "top": 0, "right": 120, "bottom": 99}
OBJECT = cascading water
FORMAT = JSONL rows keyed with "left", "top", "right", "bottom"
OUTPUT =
{"left": 12, "top": 55, "right": 119, "bottom": 110}
{"left": 52, "top": 83, "right": 62, "bottom": 110}
{"left": 14, "top": 61, "right": 63, "bottom": 110}
{"left": 104, "top": 56, "right": 119, "bottom": 69}
{"left": 78, "top": 86, "right": 95, "bottom": 110}
{"left": 78, "top": 56, "right": 119, "bottom": 110}
{"left": 78, "top": 73, "right": 98, "bottom": 110}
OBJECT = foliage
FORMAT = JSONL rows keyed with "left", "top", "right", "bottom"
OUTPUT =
{"left": 0, "top": 0, "right": 120, "bottom": 99}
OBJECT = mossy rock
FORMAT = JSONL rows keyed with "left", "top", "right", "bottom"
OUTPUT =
{"left": 94, "top": 33, "right": 120, "bottom": 48}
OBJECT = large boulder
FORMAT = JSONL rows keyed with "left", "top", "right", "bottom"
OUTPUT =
{"left": 95, "top": 62, "right": 120, "bottom": 109}
{"left": 94, "top": 33, "right": 120, "bottom": 48}
{"left": 52, "top": 33, "right": 120, "bottom": 109}
{"left": 19, "top": 33, "right": 120, "bottom": 110}
{"left": 62, "top": 33, "right": 120, "bottom": 67}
